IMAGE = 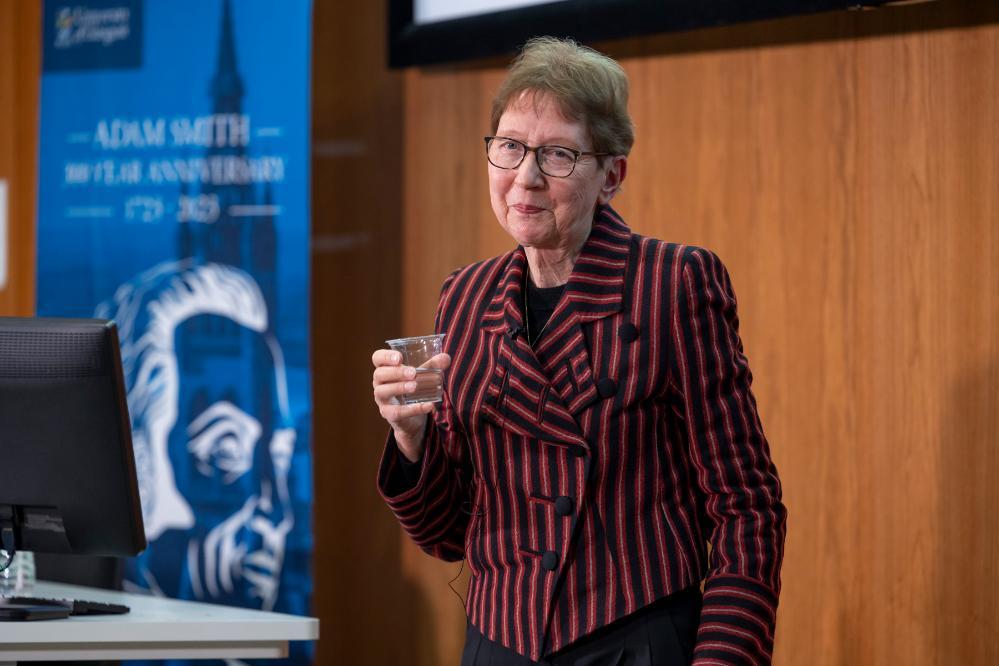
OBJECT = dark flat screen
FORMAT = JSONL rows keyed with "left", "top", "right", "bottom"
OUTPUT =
{"left": 389, "top": 0, "right": 894, "bottom": 67}
{"left": 0, "top": 317, "right": 145, "bottom": 557}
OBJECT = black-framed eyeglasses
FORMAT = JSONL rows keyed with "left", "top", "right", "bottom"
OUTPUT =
{"left": 484, "top": 136, "right": 609, "bottom": 178}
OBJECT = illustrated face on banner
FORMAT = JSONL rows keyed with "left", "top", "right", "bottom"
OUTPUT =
{"left": 171, "top": 317, "right": 295, "bottom": 610}
{"left": 99, "top": 261, "right": 294, "bottom": 611}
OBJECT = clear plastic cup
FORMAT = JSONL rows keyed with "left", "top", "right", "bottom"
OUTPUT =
{"left": 386, "top": 334, "right": 446, "bottom": 404}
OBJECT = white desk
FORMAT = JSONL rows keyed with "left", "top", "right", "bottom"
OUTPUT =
{"left": 0, "top": 581, "right": 318, "bottom": 663}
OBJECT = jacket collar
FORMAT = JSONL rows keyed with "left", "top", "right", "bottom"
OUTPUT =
{"left": 481, "top": 205, "right": 632, "bottom": 335}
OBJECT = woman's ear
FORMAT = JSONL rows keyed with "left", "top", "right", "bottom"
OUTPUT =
{"left": 597, "top": 156, "right": 627, "bottom": 205}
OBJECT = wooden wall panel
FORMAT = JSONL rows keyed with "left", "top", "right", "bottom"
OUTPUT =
{"left": 309, "top": 1, "right": 413, "bottom": 663}
{"left": 398, "top": 2, "right": 999, "bottom": 664}
{"left": 0, "top": 0, "right": 39, "bottom": 316}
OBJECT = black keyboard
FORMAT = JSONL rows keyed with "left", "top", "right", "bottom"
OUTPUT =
{"left": 0, "top": 595, "right": 130, "bottom": 615}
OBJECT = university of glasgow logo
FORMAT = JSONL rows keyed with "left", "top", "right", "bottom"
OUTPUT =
{"left": 43, "top": 0, "right": 143, "bottom": 72}
{"left": 54, "top": 8, "right": 76, "bottom": 48}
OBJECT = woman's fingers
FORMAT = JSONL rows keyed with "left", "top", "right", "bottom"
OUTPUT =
{"left": 378, "top": 400, "right": 434, "bottom": 422}
{"left": 373, "top": 380, "right": 418, "bottom": 403}
{"left": 372, "top": 348, "right": 402, "bottom": 367}
{"left": 371, "top": 347, "right": 439, "bottom": 435}
{"left": 373, "top": 364, "right": 417, "bottom": 387}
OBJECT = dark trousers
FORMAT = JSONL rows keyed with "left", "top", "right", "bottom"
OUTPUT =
{"left": 461, "top": 585, "right": 701, "bottom": 666}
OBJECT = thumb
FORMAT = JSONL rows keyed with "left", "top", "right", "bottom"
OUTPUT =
{"left": 424, "top": 353, "right": 451, "bottom": 371}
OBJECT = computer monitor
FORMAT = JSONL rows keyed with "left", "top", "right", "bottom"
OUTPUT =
{"left": 0, "top": 317, "right": 145, "bottom": 560}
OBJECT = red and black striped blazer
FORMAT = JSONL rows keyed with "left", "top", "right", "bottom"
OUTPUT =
{"left": 378, "top": 206, "right": 787, "bottom": 664}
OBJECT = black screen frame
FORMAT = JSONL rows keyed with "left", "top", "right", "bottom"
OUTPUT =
{"left": 388, "top": 0, "right": 894, "bottom": 67}
{"left": 0, "top": 317, "right": 146, "bottom": 559}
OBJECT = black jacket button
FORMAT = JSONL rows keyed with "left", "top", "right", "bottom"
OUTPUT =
{"left": 554, "top": 496, "right": 574, "bottom": 516}
{"left": 541, "top": 550, "right": 559, "bottom": 571}
{"left": 597, "top": 377, "right": 617, "bottom": 398}
{"left": 619, "top": 323, "right": 639, "bottom": 343}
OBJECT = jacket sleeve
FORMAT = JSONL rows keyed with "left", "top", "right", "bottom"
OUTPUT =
{"left": 671, "top": 247, "right": 788, "bottom": 665}
{"left": 376, "top": 273, "right": 474, "bottom": 562}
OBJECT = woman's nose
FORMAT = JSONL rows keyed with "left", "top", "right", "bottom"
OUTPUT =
{"left": 514, "top": 150, "right": 545, "bottom": 188}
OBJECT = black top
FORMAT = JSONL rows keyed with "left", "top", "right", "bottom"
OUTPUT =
{"left": 524, "top": 278, "right": 565, "bottom": 347}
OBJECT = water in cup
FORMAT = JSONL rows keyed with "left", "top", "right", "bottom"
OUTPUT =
{"left": 410, "top": 367, "right": 443, "bottom": 404}
{"left": 386, "top": 334, "right": 445, "bottom": 404}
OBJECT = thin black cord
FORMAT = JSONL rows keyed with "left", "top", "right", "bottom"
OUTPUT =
{"left": 449, "top": 500, "right": 485, "bottom": 612}
{"left": 447, "top": 557, "right": 467, "bottom": 608}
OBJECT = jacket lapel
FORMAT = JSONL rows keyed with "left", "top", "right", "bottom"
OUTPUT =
{"left": 480, "top": 250, "right": 588, "bottom": 448}
{"left": 478, "top": 207, "right": 632, "bottom": 449}
{"left": 533, "top": 206, "right": 632, "bottom": 417}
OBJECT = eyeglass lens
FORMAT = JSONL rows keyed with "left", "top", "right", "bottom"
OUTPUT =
{"left": 486, "top": 138, "right": 577, "bottom": 177}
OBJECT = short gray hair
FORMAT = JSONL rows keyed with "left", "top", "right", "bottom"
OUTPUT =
{"left": 491, "top": 36, "right": 634, "bottom": 157}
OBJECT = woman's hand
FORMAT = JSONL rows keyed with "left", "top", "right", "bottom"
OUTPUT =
{"left": 371, "top": 349, "right": 451, "bottom": 462}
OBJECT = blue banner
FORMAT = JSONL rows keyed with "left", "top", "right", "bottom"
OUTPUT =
{"left": 37, "top": 1, "right": 312, "bottom": 663}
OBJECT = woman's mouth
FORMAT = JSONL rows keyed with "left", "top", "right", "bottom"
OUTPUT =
{"left": 511, "top": 204, "right": 545, "bottom": 215}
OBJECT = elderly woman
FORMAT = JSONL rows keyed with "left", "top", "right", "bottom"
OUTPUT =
{"left": 372, "top": 37, "right": 786, "bottom": 666}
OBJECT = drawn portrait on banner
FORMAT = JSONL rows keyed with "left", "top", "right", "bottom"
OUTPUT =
{"left": 97, "top": 260, "right": 294, "bottom": 611}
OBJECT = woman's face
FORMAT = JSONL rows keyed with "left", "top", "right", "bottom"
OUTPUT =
{"left": 489, "top": 93, "right": 625, "bottom": 252}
